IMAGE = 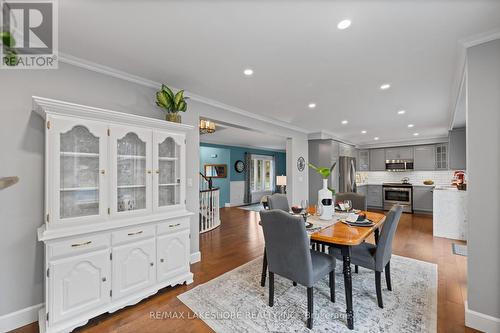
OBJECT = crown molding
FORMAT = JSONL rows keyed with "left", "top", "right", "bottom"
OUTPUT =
{"left": 357, "top": 135, "right": 448, "bottom": 149}
{"left": 58, "top": 53, "right": 309, "bottom": 135}
{"left": 307, "top": 131, "right": 357, "bottom": 147}
{"left": 200, "top": 139, "right": 286, "bottom": 152}
{"left": 460, "top": 29, "right": 500, "bottom": 49}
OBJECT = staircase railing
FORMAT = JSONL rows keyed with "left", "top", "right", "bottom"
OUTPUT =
{"left": 199, "top": 172, "right": 220, "bottom": 233}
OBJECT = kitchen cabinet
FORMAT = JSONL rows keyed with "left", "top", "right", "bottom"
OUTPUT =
{"left": 357, "top": 185, "right": 367, "bottom": 197}
{"left": 435, "top": 143, "right": 448, "bottom": 170}
{"left": 385, "top": 146, "right": 413, "bottom": 160}
{"left": 357, "top": 150, "right": 370, "bottom": 171}
{"left": 449, "top": 128, "right": 466, "bottom": 170}
{"left": 339, "top": 143, "right": 356, "bottom": 158}
{"left": 367, "top": 185, "right": 383, "bottom": 208}
{"left": 413, "top": 186, "right": 434, "bottom": 212}
{"left": 35, "top": 97, "right": 194, "bottom": 333}
{"left": 414, "top": 145, "right": 436, "bottom": 171}
{"left": 369, "top": 148, "right": 386, "bottom": 171}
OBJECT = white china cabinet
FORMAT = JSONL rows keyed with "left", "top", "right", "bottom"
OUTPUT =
{"left": 34, "top": 97, "right": 194, "bottom": 333}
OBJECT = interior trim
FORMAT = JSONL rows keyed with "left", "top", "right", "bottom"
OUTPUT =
{"left": 465, "top": 301, "right": 500, "bottom": 333}
{"left": 0, "top": 303, "right": 43, "bottom": 332}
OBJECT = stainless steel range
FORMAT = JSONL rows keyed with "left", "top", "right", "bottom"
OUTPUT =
{"left": 382, "top": 182, "right": 413, "bottom": 213}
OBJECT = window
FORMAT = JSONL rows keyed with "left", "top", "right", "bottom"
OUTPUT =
{"left": 251, "top": 155, "right": 274, "bottom": 192}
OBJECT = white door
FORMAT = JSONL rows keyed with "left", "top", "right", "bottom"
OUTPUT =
{"left": 48, "top": 116, "right": 109, "bottom": 226}
{"left": 157, "top": 229, "right": 190, "bottom": 282}
{"left": 112, "top": 238, "right": 156, "bottom": 299}
{"left": 109, "top": 125, "right": 153, "bottom": 217}
{"left": 153, "top": 131, "right": 185, "bottom": 211}
{"left": 49, "top": 249, "right": 111, "bottom": 325}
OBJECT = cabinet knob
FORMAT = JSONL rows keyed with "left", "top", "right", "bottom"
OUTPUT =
{"left": 150, "top": 262, "right": 154, "bottom": 266}
{"left": 147, "top": 170, "right": 152, "bottom": 174}
{"left": 102, "top": 277, "right": 107, "bottom": 282}
{"left": 160, "top": 258, "right": 164, "bottom": 263}
{"left": 155, "top": 169, "right": 160, "bottom": 174}
{"left": 101, "top": 169, "right": 106, "bottom": 175}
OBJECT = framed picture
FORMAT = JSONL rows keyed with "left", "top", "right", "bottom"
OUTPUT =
{"left": 204, "top": 164, "right": 227, "bottom": 178}
{"left": 297, "top": 156, "right": 306, "bottom": 171}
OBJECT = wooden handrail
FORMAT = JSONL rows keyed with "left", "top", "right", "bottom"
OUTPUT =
{"left": 200, "top": 187, "right": 220, "bottom": 193}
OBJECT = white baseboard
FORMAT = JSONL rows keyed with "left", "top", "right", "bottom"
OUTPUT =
{"left": 465, "top": 301, "right": 500, "bottom": 333}
{"left": 190, "top": 251, "right": 201, "bottom": 264}
{"left": 0, "top": 303, "right": 43, "bottom": 333}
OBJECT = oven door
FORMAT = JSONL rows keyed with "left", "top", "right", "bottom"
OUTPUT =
{"left": 383, "top": 187, "right": 412, "bottom": 212}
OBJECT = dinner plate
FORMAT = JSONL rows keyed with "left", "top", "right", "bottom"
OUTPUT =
{"left": 340, "top": 220, "right": 374, "bottom": 227}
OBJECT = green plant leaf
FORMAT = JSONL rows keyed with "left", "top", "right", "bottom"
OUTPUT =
{"left": 156, "top": 91, "right": 172, "bottom": 110}
{"left": 174, "top": 90, "right": 184, "bottom": 109}
{"left": 161, "top": 85, "right": 175, "bottom": 101}
{"left": 329, "top": 162, "right": 337, "bottom": 173}
{"left": 1, "top": 31, "right": 15, "bottom": 48}
{"left": 178, "top": 100, "right": 187, "bottom": 112}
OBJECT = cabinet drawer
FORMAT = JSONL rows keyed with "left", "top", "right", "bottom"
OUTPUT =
{"left": 157, "top": 218, "right": 190, "bottom": 235}
{"left": 47, "top": 233, "right": 110, "bottom": 260}
{"left": 112, "top": 225, "right": 156, "bottom": 246}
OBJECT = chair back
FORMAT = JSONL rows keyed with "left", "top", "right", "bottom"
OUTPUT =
{"left": 260, "top": 210, "right": 313, "bottom": 285}
{"left": 267, "top": 193, "right": 290, "bottom": 212}
{"left": 375, "top": 205, "right": 403, "bottom": 271}
{"left": 336, "top": 192, "right": 367, "bottom": 211}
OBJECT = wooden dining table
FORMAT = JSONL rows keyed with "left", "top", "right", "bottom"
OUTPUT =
{"left": 309, "top": 211, "right": 386, "bottom": 330}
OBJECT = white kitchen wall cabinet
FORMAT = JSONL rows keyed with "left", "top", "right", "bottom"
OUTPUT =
{"left": 34, "top": 96, "right": 194, "bottom": 333}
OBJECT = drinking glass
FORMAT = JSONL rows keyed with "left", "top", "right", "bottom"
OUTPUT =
{"left": 344, "top": 200, "right": 352, "bottom": 213}
{"left": 301, "top": 200, "right": 308, "bottom": 214}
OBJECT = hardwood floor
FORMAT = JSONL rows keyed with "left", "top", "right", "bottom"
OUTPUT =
{"left": 12, "top": 208, "right": 477, "bottom": 333}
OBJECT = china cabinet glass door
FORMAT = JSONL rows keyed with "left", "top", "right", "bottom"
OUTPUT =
{"left": 153, "top": 131, "right": 184, "bottom": 210}
{"left": 110, "top": 126, "right": 152, "bottom": 216}
{"left": 50, "top": 117, "right": 108, "bottom": 224}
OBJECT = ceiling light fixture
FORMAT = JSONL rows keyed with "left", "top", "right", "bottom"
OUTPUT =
{"left": 361, "top": 130, "right": 367, "bottom": 134}
{"left": 199, "top": 119, "right": 216, "bottom": 135}
{"left": 408, "top": 124, "right": 414, "bottom": 128}
{"left": 308, "top": 103, "right": 316, "bottom": 109}
{"left": 337, "top": 19, "right": 352, "bottom": 30}
{"left": 243, "top": 68, "right": 254, "bottom": 76}
{"left": 397, "top": 110, "right": 406, "bottom": 115}
{"left": 374, "top": 137, "right": 379, "bottom": 141}
{"left": 341, "top": 120, "right": 348, "bottom": 125}
{"left": 413, "top": 132, "right": 419, "bottom": 136}
{"left": 380, "top": 83, "right": 391, "bottom": 90}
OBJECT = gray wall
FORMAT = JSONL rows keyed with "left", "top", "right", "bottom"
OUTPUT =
{"left": 0, "top": 62, "right": 309, "bottom": 318}
{"left": 467, "top": 39, "right": 500, "bottom": 319}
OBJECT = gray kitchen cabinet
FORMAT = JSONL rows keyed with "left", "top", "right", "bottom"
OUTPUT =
{"left": 435, "top": 143, "right": 448, "bottom": 170}
{"left": 449, "top": 128, "right": 466, "bottom": 170}
{"left": 357, "top": 184, "right": 367, "bottom": 197}
{"left": 413, "top": 186, "right": 433, "bottom": 212}
{"left": 370, "top": 148, "right": 386, "bottom": 171}
{"left": 339, "top": 143, "right": 356, "bottom": 158}
{"left": 385, "top": 146, "right": 413, "bottom": 160}
{"left": 414, "top": 145, "right": 436, "bottom": 171}
{"left": 367, "top": 185, "right": 383, "bottom": 208}
{"left": 357, "top": 150, "right": 370, "bottom": 171}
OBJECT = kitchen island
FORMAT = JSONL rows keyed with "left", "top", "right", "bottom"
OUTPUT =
{"left": 433, "top": 186, "right": 467, "bottom": 240}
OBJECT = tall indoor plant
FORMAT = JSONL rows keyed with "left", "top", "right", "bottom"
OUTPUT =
{"left": 156, "top": 84, "right": 188, "bottom": 123}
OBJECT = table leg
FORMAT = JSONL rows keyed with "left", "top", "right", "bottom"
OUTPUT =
{"left": 341, "top": 246, "right": 354, "bottom": 330}
{"left": 260, "top": 247, "right": 267, "bottom": 287}
{"left": 374, "top": 228, "right": 380, "bottom": 245}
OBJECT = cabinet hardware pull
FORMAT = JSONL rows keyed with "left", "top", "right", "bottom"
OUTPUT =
{"left": 169, "top": 223, "right": 181, "bottom": 228}
{"left": 127, "top": 230, "right": 143, "bottom": 236}
{"left": 155, "top": 169, "right": 160, "bottom": 174}
{"left": 71, "top": 241, "right": 92, "bottom": 247}
{"left": 150, "top": 262, "right": 154, "bottom": 266}
{"left": 147, "top": 170, "right": 152, "bottom": 174}
{"left": 102, "top": 277, "right": 107, "bottom": 282}
{"left": 160, "top": 258, "right": 164, "bottom": 263}
{"left": 101, "top": 170, "right": 105, "bottom": 175}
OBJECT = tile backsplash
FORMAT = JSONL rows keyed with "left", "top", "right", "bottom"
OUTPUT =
{"left": 356, "top": 170, "right": 460, "bottom": 186}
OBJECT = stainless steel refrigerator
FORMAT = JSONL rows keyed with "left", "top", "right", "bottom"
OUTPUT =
{"left": 338, "top": 156, "right": 357, "bottom": 193}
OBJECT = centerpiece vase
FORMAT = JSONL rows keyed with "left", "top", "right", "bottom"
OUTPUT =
{"left": 318, "top": 178, "right": 333, "bottom": 220}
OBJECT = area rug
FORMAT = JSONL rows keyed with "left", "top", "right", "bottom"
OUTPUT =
{"left": 452, "top": 243, "right": 467, "bottom": 256}
{"left": 237, "top": 204, "right": 265, "bottom": 212}
{"left": 178, "top": 255, "right": 437, "bottom": 332}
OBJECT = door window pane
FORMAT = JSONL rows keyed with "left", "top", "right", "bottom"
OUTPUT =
{"left": 59, "top": 126, "right": 100, "bottom": 219}
{"left": 117, "top": 132, "right": 146, "bottom": 212}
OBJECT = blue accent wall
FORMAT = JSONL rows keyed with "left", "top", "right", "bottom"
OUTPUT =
{"left": 200, "top": 143, "right": 286, "bottom": 206}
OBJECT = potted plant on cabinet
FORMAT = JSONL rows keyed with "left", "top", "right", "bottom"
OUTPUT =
{"left": 156, "top": 84, "right": 188, "bottom": 123}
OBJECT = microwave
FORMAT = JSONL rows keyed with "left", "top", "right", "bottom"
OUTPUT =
{"left": 385, "top": 160, "right": 414, "bottom": 171}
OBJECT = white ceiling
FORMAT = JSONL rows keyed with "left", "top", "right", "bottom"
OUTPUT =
{"left": 59, "top": 1, "right": 500, "bottom": 144}
{"left": 200, "top": 123, "right": 287, "bottom": 151}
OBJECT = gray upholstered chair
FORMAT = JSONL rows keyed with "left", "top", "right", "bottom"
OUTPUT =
{"left": 330, "top": 205, "right": 403, "bottom": 308}
{"left": 260, "top": 209, "right": 336, "bottom": 329}
{"left": 335, "top": 192, "right": 367, "bottom": 211}
{"left": 267, "top": 193, "right": 290, "bottom": 212}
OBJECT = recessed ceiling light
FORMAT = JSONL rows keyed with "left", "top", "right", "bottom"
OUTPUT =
{"left": 374, "top": 137, "right": 379, "bottom": 141}
{"left": 243, "top": 68, "right": 254, "bottom": 76}
{"left": 380, "top": 83, "right": 391, "bottom": 90}
{"left": 337, "top": 19, "right": 352, "bottom": 30}
{"left": 397, "top": 110, "right": 406, "bottom": 115}
{"left": 341, "top": 120, "right": 348, "bottom": 125}
{"left": 361, "top": 130, "right": 367, "bottom": 134}
{"left": 408, "top": 124, "right": 414, "bottom": 128}
{"left": 308, "top": 103, "right": 316, "bottom": 109}
{"left": 413, "top": 132, "right": 419, "bottom": 136}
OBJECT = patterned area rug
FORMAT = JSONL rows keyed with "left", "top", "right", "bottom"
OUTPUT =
{"left": 178, "top": 255, "right": 437, "bottom": 332}
{"left": 237, "top": 204, "right": 265, "bottom": 212}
